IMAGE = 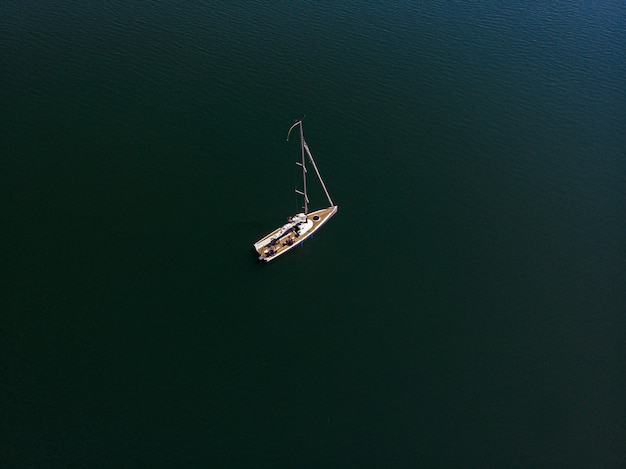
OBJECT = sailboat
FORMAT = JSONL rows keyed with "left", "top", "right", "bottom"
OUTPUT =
{"left": 253, "top": 119, "right": 338, "bottom": 262}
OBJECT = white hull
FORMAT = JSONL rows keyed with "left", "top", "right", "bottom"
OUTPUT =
{"left": 254, "top": 206, "right": 337, "bottom": 262}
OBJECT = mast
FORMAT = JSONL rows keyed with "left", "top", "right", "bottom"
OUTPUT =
{"left": 287, "top": 119, "right": 309, "bottom": 214}
{"left": 299, "top": 121, "right": 308, "bottom": 214}
{"left": 303, "top": 139, "right": 334, "bottom": 207}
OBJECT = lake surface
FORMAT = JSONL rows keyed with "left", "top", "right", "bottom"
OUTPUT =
{"left": 2, "top": 1, "right": 625, "bottom": 466}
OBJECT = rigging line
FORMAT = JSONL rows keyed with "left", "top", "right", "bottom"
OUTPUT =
{"left": 286, "top": 120, "right": 301, "bottom": 142}
{"left": 303, "top": 140, "right": 334, "bottom": 206}
{"left": 299, "top": 122, "right": 308, "bottom": 214}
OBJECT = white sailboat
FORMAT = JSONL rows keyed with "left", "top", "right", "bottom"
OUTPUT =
{"left": 254, "top": 119, "right": 338, "bottom": 262}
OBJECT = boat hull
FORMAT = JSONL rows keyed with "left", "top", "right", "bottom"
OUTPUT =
{"left": 254, "top": 206, "right": 338, "bottom": 262}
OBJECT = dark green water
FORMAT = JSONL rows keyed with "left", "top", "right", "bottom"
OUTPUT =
{"left": 2, "top": 1, "right": 625, "bottom": 466}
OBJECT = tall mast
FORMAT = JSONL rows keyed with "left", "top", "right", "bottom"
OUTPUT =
{"left": 299, "top": 122, "right": 308, "bottom": 214}
{"left": 303, "top": 140, "right": 334, "bottom": 207}
{"left": 287, "top": 119, "right": 309, "bottom": 214}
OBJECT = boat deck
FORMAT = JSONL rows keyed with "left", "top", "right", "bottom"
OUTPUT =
{"left": 254, "top": 206, "right": 337, "bottom": 262}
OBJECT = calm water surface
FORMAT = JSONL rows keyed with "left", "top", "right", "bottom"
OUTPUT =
{"left": 1, "top": 1, "right": 625, "bottom": 466}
